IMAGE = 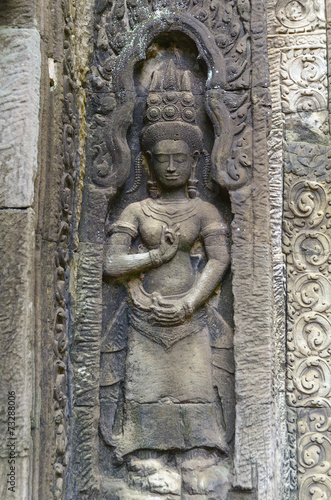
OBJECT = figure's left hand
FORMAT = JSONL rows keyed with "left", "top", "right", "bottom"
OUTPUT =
{"left": 148, "top": 295, "right": 193, "bottom": 325}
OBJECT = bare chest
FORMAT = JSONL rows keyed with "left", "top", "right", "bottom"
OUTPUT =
{"left": 138, "top": 201, "right": 201, "bottom": 250}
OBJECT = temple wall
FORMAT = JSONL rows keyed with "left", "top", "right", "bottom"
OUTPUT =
{"left": 0, "top": 2, "right": 40, "bottom": 498}
{"left": 0, "top": 0, "right": 330, "bottom": 498}
{"left": 267, "top": 1, "right": 331, "bottom": 498}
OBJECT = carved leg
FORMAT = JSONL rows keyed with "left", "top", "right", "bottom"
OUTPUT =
{"left": 178, "top": 448, "right": 231, "bottom": 499}
{"left": 126, "top": 452, "right": 181, "bottom": 497}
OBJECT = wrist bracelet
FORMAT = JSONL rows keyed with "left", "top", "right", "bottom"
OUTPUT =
{"left": 149, "top": 249, "right": 163, "bottom": 267}
{"left": 183, "top": 301, "right": 194, "bottom": 319}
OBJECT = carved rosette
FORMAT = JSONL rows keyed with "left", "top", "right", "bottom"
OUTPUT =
{"left": 268, "top": 0, "right": 325, "bottom": 34}
{"left": 297, "top": 408, "right": 331, "bottom": 499}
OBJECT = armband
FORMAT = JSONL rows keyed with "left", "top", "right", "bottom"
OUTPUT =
{"left": 201, "top": 221, "right": 229, "bottom": 239}
{"left": 108, "top": 222, "right": 138, "bottom": 239}
{"left": 183, "top": 301, "right": 194, "bottom": 319}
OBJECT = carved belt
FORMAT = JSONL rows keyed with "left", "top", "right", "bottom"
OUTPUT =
{"left": 127, "top": 278, "right": 206, "bottom": 349}
{"left": 128, "top": 307, "right": 206, "bottom": 349}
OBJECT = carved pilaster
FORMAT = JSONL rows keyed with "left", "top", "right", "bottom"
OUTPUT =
{"left": 297, "top": 408, "right": 331, "bottom": 499}
{"left": 267, "top": 0, "right": 331, "bottom": 498}
{"left": 50, "top": 0, "right": 80, "bottom": 498}
{"left": 284, "top": 171, "right": 331, "bottom": 407}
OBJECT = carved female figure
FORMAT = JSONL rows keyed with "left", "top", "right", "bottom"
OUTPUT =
{"left": 103, "top": 63, "right": 230, "bottom": 461}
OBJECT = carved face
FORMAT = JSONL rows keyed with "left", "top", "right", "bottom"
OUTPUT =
{"left": 150, "top": 140, "right": 198, "bottom": 190}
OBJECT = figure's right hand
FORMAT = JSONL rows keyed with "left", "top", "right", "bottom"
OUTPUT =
{"left": 159, "top": 224, "right": 180, "bottom": 262}
{"left": 150, "top": 224, "right": 180, "bottom": 266}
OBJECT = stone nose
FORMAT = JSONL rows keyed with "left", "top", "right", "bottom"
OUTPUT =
{"left": 167, "top": 155, "right": 176, "bottom": 172}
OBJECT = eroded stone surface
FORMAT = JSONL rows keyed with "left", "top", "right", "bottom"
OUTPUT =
{"left": 0, "top": 0, "right": 37, "bottom": 28}
{"left": 182, "top": 461, "right": 231, "bottom": 498}
{"left": 0, "top": 28, "right": 41, "bottom": 208}
{"left": 267, "top": 1, "right": 331, "bottom": 498}
{"left": 71, "top": 0, "right": 277, "bottom": 497}
{"left": 0, "top": 209, "right": 35, "bottom": 500}
{"left": 233, "top": 402, "right": 276, "bottom": 496}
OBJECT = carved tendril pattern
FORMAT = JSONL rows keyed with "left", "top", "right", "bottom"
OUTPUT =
{"left": 284, "top": 142, "right": 331, "bottom": 179}
{"left": 284, "top": 176, "right": 331, "bottom": 408}
{"left": 297, "top": 409, "right": 331, "bottom": 500}
{"left": 280, "top": 47, "right": 328, "bottom": 114}
{"left": 288, "top": 181, "right": 327, "bottom": 228}
{"left": 270, "top": 0, "right": 330, "bottom": 494}
{"left": 94, "top": 0, "right": 251, "bottom": 91}
{"left": 52, "top": 1, "right": 78, "bottom": 498}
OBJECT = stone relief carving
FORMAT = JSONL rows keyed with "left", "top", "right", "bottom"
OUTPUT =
{"left": 267, "top": 0, "right": 325, "bottom": 34}
{"left": 267, "top": 0, "right": 331, "bottom": 491}
{"left": 297, "top": 408, "right": 331, "bottom": 499}
{"left": 287, "top": 408, "right": 298, "bottom": 493}
{"left": 284, "top": 177, "right": 331, "bottom": 407}
{"left": 70, "top": 0, "right": 276, "bottom": 497}
{"left": 280, "top": 47, "right": 327, "bottom": 113}
{"left": 284, "top": 142, "right": 331, "bottom": 178}
{"left": 100, "top": 59, "right": 234, "bottom": 498}
{"left": 52, "top": 0, "right": 78, "bottom": 497}
{"left": 93, "top": 0, "right": 251, "bottom": 92}
{"left": 89, "top": 0, "right": 253, "bottom": 196}
{"left": 267, "top": 32, "right": 326, "bottom": 49}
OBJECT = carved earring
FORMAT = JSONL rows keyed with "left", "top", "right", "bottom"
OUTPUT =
{"left": 126, "top": 153, "right": 143, "bottom": 194}
{"left": 202, "top": 149, "right": 213, "bottom": 191}
{"left": 188, "top": 164, "right": 198, "bottom": 198}
{"left": 146, "top": 151, "right": 160, "bottom": 199}
{"left": 147, "top": 179, "right": 160, "bottom": 199}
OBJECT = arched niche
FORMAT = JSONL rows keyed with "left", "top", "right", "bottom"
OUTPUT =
{"left": 71, "top": 4, "right": 275, "bottom": 498}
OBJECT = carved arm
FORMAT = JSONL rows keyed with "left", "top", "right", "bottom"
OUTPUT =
{"left": 149, "top": 228, "right": 230, "bottom": 324}
{"left": 185, "top": 231, "right": 230, "bottom": 312}
{"left": 104, "top": 225, "right": 180, "bottom": 278}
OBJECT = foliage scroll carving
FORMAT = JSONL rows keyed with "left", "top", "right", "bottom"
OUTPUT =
{"left": 297, "top": 409, "right": 331, "bottom": 500}
{"left": 285, "top": 173, "right": 331, "bottom": 407}
{"left": 268, "top": 0, "right": 331, "bottom": 496}
{"left": 268, "top": 0, "right": 325, "bottom": 34}
{"left": 51, "top": 0, "right": 79, "bottom": 497}
{"left": 280, "top": 48, "right": 328, "bottom": 114}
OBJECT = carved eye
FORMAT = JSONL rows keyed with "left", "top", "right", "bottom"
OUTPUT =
{"left": 155, "top": 154, "right": 168, "bottom": 163}
{"left": 173, "top": 154, "right": 187, "bottom": 163}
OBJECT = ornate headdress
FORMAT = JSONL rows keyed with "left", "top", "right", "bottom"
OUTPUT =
{"left": 128, "top": 61, "right": 207, "bottom": 197}
{"left": 141, "top": 60, "right": 203, "bottom": 153}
